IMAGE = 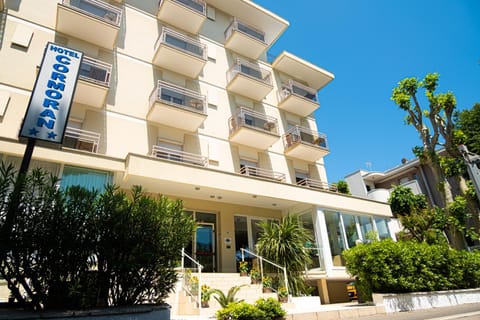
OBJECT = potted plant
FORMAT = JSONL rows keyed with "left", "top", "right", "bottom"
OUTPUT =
{"left": 249, "top": 268, "right": 260, "bottom": 284}
{"left": 262, "top": 276, "right": 272, "bottom": 293}
{"left": 189, "top": 275, "right": 199, "bottom": 296}
{"left": 277, "top": 286, "right": 288, "bottom": 303}
{"left": 201, "top": 284, "right": 213, "bottom": 308}
{"left": 239, "top": 261, "right": 249, "bottom": 276}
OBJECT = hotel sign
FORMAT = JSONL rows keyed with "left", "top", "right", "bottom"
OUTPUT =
{"left": 20, "top": 42, "right": 83, "bottom": 143}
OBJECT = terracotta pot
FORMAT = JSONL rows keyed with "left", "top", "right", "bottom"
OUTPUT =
{"left": 262, "top": 287, "right": 272, "bottom": 293}
{"left": 240, "top": 271, "right": 248, "bottom": 277}
{"left": 201, "top": 301, "right": 209, "bottom": 308}
{"left": 278, "top": 296, "right": 288, "bottom": 303}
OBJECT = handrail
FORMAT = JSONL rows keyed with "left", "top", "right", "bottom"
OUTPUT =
{"left": 283, "top": 125, "right": 328, "bottom": 150}
{"left": 279, "top": 79, "right": 317, "bottom": 103}
{"left": 181, "top": 248, "right": 203, "bottom": 308}
{"left": 79, "top": 56, "right": 112, "bottom": 87}
{"left": 229, "top": 106, "right": 279, "bottom": 135}
{"left": 151, "top": 145, "right": 208, "bottom": 167}
{"left": 240, "top": 248, "right": 289, "bottom": 300}
{"left": 224, "top": 17, "right": 266, "bottom": 43}
{"left": 240, "top": 165, "right": 285, "bottom": 182}
{"left": 159, "top": 0, "right": 206, "bottom": 15}
{"left": 227, "top": 58, "right": 272, "bottom": 85}
{"left": 64, "top": 127, "right": 100, "bottom": 153}
{"left": 154, "top": 26, "right": 207, "bottom": 60}
{"left": 149, "top": 80, "right": 206, "bottom": 115}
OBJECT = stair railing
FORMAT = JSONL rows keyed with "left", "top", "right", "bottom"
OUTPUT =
{"left": 240, "top": 248, "right": 289, "bottom": 300}
{"left": 181, "top": 248, "right": 203, "bottom": 307}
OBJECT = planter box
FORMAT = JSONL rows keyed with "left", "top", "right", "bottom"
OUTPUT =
{"left": 373, "top": 288, "right": 480, "bottom": 313}
{"left": 0, "top": 304, "right": 170, "bottom": 320}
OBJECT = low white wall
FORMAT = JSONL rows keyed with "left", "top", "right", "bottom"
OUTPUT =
{"left": 373, "top": 288, "right": 480, "bottom": 313}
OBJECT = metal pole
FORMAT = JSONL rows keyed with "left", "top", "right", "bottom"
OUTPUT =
{"left": 459, "top": 145, "right": 480, "bottom": 201}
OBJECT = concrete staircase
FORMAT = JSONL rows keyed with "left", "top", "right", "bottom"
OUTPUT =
{"left": 167, "top": 272, "right": 278, "bottom": 318}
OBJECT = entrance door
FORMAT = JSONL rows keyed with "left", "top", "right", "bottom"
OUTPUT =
{"left": 194, "top": 223, "right": 215, "bottom": 272}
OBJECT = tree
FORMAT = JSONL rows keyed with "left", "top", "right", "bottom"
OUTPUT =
{"left": 391, "top": 73, "right": 478, "bottom": 248}
{"left": 256, "top": 215, "right": 312, "bottom": 296}
{"left": 457, "top": 103, "right": 480, "bottom": 156}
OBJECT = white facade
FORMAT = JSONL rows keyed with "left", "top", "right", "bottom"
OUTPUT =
{"left": 0, "top": 0, "right": 394, "bottom": 303}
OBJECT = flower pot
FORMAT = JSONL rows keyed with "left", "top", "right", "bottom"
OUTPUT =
{"left": 251, "top": 278, "right": 260, "bottom": 284}
{"left": 262, "top": 287, "right": 272, "bottom": 293}
{"left": 240, "top": 271, "right": 248, "bottom": 277}
{"left": 201, "top": 301, "right": 209, "bottom": 308}
{"left": 278, "top": 296, "right": 288, "bottom": 303}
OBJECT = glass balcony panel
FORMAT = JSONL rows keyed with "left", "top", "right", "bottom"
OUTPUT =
{"left": 78, "top": 56, "right": 111, "bottom": 87}
{"left": 283, "top": 126, "right": 329, "bottom": 161}
{"left": 225, "top": 18, "right": 265, "bottom": 43}
{"left": 157, "top": 27, "right": 206, "bottom": 59}
{"left": 150, "top": 81, "right": 206, "bottom": 114}
{"left": 151, "top": 145, "right": 207, "bottom": 167}
{"left": 64, "top": 0, "right": 122, "bottom": 26}
{"left": 175, "top": 0, "right": 205, "bottom": 14}
{"left": 229, "top": 107, "right": 278, "bottom": 135}
{"left": 63, "top": 127, "right": 100, "bottom": 153}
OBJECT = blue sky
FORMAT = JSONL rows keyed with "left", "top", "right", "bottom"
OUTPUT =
{"left": 255, "top": 0, "right": 480, "bottom": 182}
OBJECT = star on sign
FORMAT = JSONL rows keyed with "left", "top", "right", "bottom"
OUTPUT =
{"left": 29, "top": 128, "right": 39, "bottom": 136}
{"left": 47, "top": 131, "right": 57, "bottom": 139}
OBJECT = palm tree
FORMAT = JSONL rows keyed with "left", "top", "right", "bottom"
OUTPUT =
{"left": 256, "top": 215, "right": 313, "bottom": 296}
{"left": 211, "top": 285, "right": 246, "bottom": 308}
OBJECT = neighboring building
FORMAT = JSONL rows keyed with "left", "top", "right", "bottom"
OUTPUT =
{"left": 345, "top": 158, "right": 443, "bottom": 207}
{"left": 0, "top": 0, "right": 394, "bottom": 303}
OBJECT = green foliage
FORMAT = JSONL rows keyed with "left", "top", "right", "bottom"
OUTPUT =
{"left": 211, "top": 285, "right": 246, "bottom": 308}
{"left": 457, "top": 103, "right": 480, "bottom": 155}
{"left": 336, "top": 180, "right": 350, "bottom": 195}
{"left": 344, "top": 240, "right": 480, "bottom": 301}
{"left": 256, "top": 215, "right": 312, "bottom": 296}
{"left": 216, "top": 301, "right": 266, "bottom": 320}
{"left": 440, "top": 156, "right": 465, "bottom": 177}
{"left": 255, "top": 298, "right": 286, "bottom": 320}
{"left": 216, "top": 298, "right": 286, "bottom": 320}
{"left": 388, "top": 185, "right": 427, "bottom": 217}
{"left": 0, "top": 164, "right": 195, "bottom": 310}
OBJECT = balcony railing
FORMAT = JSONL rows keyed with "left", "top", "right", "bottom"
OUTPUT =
{"left": 79, "top": 56, "right": 112, "bottom": 87}
{"left": 151, "top": 145, "right": 208, "bottom": 167}
{"left": 62, "top": 0, "right": 122, "bottom": 26}
{"left": 225, "top": 18, "right": 266, "bottom": 43}
{"left": 229, "top": 107, "right": 278, "bottom": 135}
{"left": 159, "top": 0, "right": 205, "bottom": 15}
{"left": 155, "top": 27, "right": 206, "bottom": 60}
{"left": 227, "top": 59, "right": 272, "bottom": 86}
{"left": 279, "top": 79, "right": 317, "bottom": 103}
{"left": 149, "top": 80, "right": 206, "bottom": 115}
{"left": 240, "top": 165, "right": 285, "bottom": 182}
{"left": 296, "top": 178, "right": 337, "bottom": 192}
{"left": 284, "top": 126, "right": 328, "bottom": 150}
{"left": 63, "top": 127, "right": 100, "bottom": 153}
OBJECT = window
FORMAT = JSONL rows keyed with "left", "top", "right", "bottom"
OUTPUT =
{"left": 374, "top": 217, "right": 391, "bottom": 240}
{"left": 324, "top": 211, "right": 346, "bottom": 266}
{"left": 60, "top": 166, "right": 112, "bottom": 191}
{"left": 295, "top": 171, "right": 308, "bottom": 185}
{"left": 342, "top": 213, "right": 360, "bottom": 248}
{"left": 358, "top": 216, "right": 374, "bottom": 239}
{"left": 240, "top": 159, "right": 257, "bottom": 176}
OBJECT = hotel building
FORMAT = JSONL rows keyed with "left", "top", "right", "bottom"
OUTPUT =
{"left": 0, "top": 0, "right": 395, "bottom": 303}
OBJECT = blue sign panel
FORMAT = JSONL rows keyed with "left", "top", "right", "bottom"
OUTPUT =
{"left": 20, "top": 42, "right": 83, "bottom": 143}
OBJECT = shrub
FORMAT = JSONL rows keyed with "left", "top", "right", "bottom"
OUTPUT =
{"left": 0, "top": 164, "right": 195, "bottom": 310}
{"left": 344, "top": 239, "right": 480, "bottom": 301}
{"left": 216, "top": 301, "right": 266, "bottom": 320}
{"left": 255, "top": 298, "right": 286, "bottom": 320}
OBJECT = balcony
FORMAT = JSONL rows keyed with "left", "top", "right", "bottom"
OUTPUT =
{"left": 240, "top": 165, "right": 285, "bottom": 182}
{"left": 151, "top": 145, "right": 207, "bottom": 167}
{"left": 226, "top": 59, "right": 273, "bottom": 101}
{"left": 278, "top": 80, "right": 319, "bottom": 117}
{"left": 153, "top": 27, "right": 207, "bottom": 78}
{"left": 271, "top": 51, "right": 334, "bottom": 92}
{"left": 229, "top": 107, "right": 279, "bottom": 150}
{"left": 56, "top": 0, "right": 122, "bottom": 49}
{"left": 297, "top": 178, "right": 337, "bottom": 192}
{"left": 157, "top": 0, "right": 206, "bottom": 35}
{"left": 63, "top": 127, "right": 100, "bottom": 153}
{"left": 224, "top": 18, "right": 267, "bottom": 60}
{"left": 74, "top": 56, "right": 112, "bottom": 108}
{"left": 283, "top": 126, "right": 329, "bottom": 162}
{"left": 147, "top": 80, "right": 207, "bottom": 132}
